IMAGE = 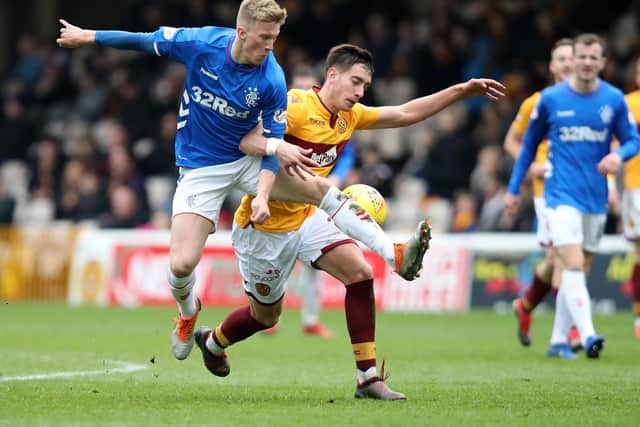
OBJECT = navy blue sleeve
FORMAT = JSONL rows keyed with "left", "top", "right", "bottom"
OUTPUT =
{"left": 613, "top": 98, "right": 640, "bottom": 161}
{"left": 95, "top": 31, "right": 156, "bottom": 54}
{"left": 330, "top": 141, "right": 355, "bottom": 184}
{"left": 507, "top": 97, "right": 548, "bottom": 195}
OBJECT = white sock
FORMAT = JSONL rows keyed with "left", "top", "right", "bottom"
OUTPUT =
{"left": 301, "top": 265, "right": 320, "bottom": 326}
{"left": 319, "top": 186, "right": 395, "bottom": 267}
{"left": 635, "top": 317, "right": 640, "bottom": 328}
{"left": 561, "top": 270, "right": 596, "bottom": 343}
{"left": 550, "top": 284, "right": 574, "bottom": 345}
{"left": 167, "top": 269, "right": 196, "bottom": 317}
{"left": 205, "top": 329, "right": 225, "bottom": 356}
{"left": 357, "top": 366, "right": 377, "bottom": 384}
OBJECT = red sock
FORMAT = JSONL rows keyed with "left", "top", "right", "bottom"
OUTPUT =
{"left": 522, "top": 274, "right": 552, "bottom": 312}
{"left": 632, "top": 263, "right": 640, "bottom": 316}
{"left": 345, "top": 279, "right": 376, "bottom": 372}
{"left": 212, "top": 305, "right": 270, "bottom": 348}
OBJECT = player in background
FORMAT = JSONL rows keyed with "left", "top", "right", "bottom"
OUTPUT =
{"left": 504, "top": 38, "right": 581, "bottom": 348}
{"left": 261, "top": 64, "right": 349, "bottom": 338}
{"left": 505, "top": 34, "right": 639, "bottom": 359}
{"left": 193, "top": 44, "right": 505, "bottom": 400}
{"left": 56, "top": 0, "right": 450, "bottom": 363}
{"left": 621, "top": 56, "right": 640, "bottom": 338}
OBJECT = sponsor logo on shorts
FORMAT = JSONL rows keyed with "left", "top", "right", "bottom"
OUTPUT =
{"left": 255, "top": 283, "right": 271, "bottom": 296}
{"left": 251, "top": 269, "right": 281, "bottom": 282}
{"left": 186, "top": 194, "right": 197, "bottom": 208}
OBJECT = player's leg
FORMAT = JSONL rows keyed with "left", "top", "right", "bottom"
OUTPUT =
{"left": 194, "top": 297, "right": 283, "bottom": 377}
{"left": 194, "top": 220, "right": 299, "bottom": 376}
{"left": 168, "top": 213, "right": 211, "bottom": 359}
{"left": 299, "top": 265, "right": 335, "bottom": 338}
{"left": 548, "top": 206, "right": 604, "bottom": 358}
{"left": 621, "top": 189, "right": 640, "bottom": 337}
{"left": 269, "top": 171, "right": 431, "bottom": 281}
{"left": 168, "top": 161, "right": 244, "bottom": 360}
{"left": 298, "top": 211, "right": 405, "bottom": 400}
{"left": 513, "top": 197, "right": 554, "bottom": 346}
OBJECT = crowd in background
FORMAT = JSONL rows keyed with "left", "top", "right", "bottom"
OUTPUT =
{"left": 1, "top": 0, "right": 639, "bottom": 233}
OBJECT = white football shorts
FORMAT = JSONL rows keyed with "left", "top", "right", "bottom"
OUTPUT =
{"left": 546, "top": 204, "right": 606, "bottom": 253}
{"left": 622, "top": 189, "right": 640, "bottom": 241}
{"left": 231, "top": 208, "right": 355, "bottom": 304}
{"left": 533, "top": 196, "right": 551, "bottom": 246}
{"left": 172, "top": 156, "right": 260, "bottom": 226}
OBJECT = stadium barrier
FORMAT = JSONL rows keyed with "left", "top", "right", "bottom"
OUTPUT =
{"left": 0, "top": 224, "right": 79, "bottom": 300}
{"left": 64, "top": 228, "right": 636, "bottom": 313}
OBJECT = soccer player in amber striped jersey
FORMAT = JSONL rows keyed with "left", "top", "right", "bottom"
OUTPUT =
{"left": 194, "top": 44, "right": 506, "bottom": 400}
{"left": 506, "top": 34, "right": 639, "bottom": 359}
{"left": 504, "top": 38, "right": 576, "bottom": 348}
{"left": 621, "top": 57, "right": 640, "bottom": 338}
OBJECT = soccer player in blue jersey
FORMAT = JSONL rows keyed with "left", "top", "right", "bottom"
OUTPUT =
{"left": 505, "top": 33, "right": 640, "bottom": 359}
{"left": 56, "top": 0, "right": 464, "bottom": 362}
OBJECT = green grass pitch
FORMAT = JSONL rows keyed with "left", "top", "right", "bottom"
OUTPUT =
{"left": 1, "top": 302, "right": 639, "bottom": 426}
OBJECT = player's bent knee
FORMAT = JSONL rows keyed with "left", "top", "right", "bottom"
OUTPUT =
{"left": 344, "top": 263, "right": 374, "bottom": 284}
{"left": 170, "top": 256, "right": 198, "bottom": 278}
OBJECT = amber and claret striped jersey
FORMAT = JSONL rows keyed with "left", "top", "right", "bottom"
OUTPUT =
{"left": 234, "top": 86, "right": 380, "bottom": 232}
{"left": 511, "top": 91, "right": 548, "bottom": 198}
{"left": 624, "top": 90, "right": 640, "bottom": 189}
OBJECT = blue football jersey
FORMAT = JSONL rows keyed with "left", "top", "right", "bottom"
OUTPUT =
{"left": 508, "top": 79, "right": 639, "bottom": 214}
{"left": 151, "top": 26, "right": 287, "bottom": 168}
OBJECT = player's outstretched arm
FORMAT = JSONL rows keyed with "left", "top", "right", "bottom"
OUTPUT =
{"left": 57, "top": 18, "right": 157, "bottom": 54}
{"left": 369, "top": 78, "right": 506, "bottom": 129}
{"left": 56, "top": 19, "right": 96, "bottom": 48}
{"left": 239, "top": 128, "right": 319, "bottom": 180}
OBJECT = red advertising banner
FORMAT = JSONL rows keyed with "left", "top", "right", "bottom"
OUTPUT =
{"left": 68, "top": 229, "right": 472, "bottom": 312}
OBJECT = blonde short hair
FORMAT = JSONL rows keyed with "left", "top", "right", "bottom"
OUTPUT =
{"left": 237, "top": 0, "right": 287, "bottom": 28}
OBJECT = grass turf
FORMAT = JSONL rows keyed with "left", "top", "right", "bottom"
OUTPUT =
{"left": 1, "top": 302, "right": 639, "bottom": 426}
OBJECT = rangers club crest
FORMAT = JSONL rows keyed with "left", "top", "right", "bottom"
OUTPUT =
{"left": 244, "top": 87, "right": 260, "bottom": 107}
{"left": 599, "top": 105, "right": 613, "bottom": 124}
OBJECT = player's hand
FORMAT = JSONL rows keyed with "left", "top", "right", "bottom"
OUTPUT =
{"left": 597, "top": 152, "right": 622, "bottom": 174}
{"left": 461, "top": 78, "right": 506, "bottom": 101}
{"left": 504, "top": 193, "right": 521, "bottom": 217}
{"left": 275, "top": 142, "right": 319, "bottom": 180}
{"left": 528, "top": 162, "right": 546, "bottom": 179}
{"left": 250, "top": 195, "right": 271, "bottom": 224}
{"left": 57, "top": 19, "right": 94, "bottom": 48}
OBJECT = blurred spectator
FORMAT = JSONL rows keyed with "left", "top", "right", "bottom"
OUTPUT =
{"left": 0, "top": 98, "right": 35, "bottom": 162}
{"left": 0, "top": 177, "right": 16, "bottom": 224}
{"left": 99, "top": 185, "right": 146, "bottom": 228}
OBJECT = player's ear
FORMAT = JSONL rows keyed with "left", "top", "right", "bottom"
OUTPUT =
{"left": 326, "top": 67, "right": 338, "bottom": 82}
{"left": 237, "top": 25, "right": 247, "bottom": 40}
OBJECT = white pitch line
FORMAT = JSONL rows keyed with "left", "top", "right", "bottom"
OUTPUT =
{"left": 0, "top": 361, "right": 148, "bottom": 382}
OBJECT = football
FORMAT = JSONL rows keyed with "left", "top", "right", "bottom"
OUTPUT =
{"left": 342, "top": 184, "right": 387, "bottom": 225}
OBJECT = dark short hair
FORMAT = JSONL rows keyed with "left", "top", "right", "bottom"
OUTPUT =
{"left": 573, "top": 33, "right": 606, "bottom": 56}
{"left": 552, "top": 37, "right": 573, "bottom": 52}
{"left": 325, "top": 44, "right": 374, "bottom": 75}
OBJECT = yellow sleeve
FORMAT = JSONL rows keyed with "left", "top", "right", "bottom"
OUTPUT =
{"left": 512, "top": 92, "right": 541, "bottom": 135}
{"left": 353, "top": 103, "right": 381, "bottom": 130}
